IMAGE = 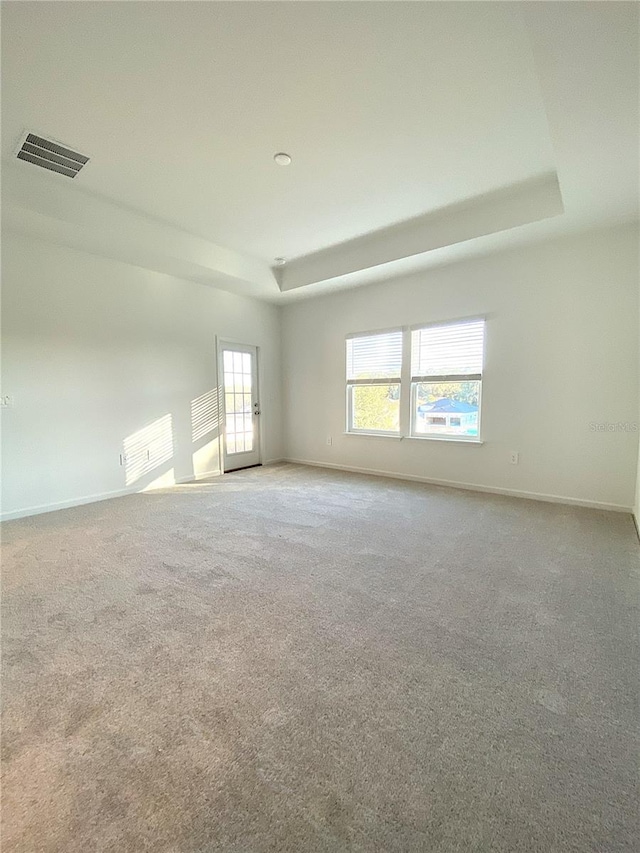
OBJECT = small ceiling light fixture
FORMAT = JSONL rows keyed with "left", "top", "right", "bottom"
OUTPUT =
{"left": 274, "top": 152, "right": 292, "bottom": 166}
{"left": 274, "top": 257, "right": 287, "bottom": 266}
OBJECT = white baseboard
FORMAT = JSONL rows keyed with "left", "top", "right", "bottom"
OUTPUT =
{"left": 1, "top": 469, "right": 222, "bottom": 522}
{"left": 1, "top": 462, "right": 290, "bottom": 521}
{"left": 1, "top": 486, "right": 138, "bottom": 522}
{"left": 3, "top": 459, "right": 632, "bottom": 520}
{"left": 282, "top": 457, "right": 633, "bottom": 514}
{"left": 175, "top": 469, "right": 219, "bottom": 485}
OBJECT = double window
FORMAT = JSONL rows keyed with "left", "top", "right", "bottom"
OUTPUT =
{"left": 346, "top": 318, "right": 485, "bottom": 440}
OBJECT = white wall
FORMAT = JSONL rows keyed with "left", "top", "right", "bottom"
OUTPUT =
{"left": 1, "top": 233, "right": 283, "bottom": 519}
{"left": 282, "top": 224, "right": 639, "bottom": 510}
{"left": 3, "top": 224, "right": 638, "bottom": 520}
{"left": 635, "top": 261, "right": 640, "bottom": 528}
{"left": 636, "top": 411, "right": 640, "bottom": 526}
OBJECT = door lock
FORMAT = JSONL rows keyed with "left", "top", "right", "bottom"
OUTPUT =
{"left": 253, "top": 402, "right": 261, "bottom": 416}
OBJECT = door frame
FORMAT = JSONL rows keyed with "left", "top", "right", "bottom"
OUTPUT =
{"left": 217, "top": 337, "right": 263, "bottom": 473}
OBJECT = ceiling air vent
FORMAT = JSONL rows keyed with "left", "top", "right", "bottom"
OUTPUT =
{"left": 16, "top": 133, "right": 89, "bottom": 178}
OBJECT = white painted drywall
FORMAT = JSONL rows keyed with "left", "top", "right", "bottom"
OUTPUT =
{"left": 636, "top": 418, "right": 640, "bottom": 526}
{"left": 282, "top": 224, "right": 639, "bottom": 510}
{"left": 1, "top": 233, "right": 283, "bottom": 519}
{"left": 635, "top": 264, "right": 640, "bottom": 528}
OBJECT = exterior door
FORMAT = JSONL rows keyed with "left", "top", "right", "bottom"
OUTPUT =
{"left": 221, "top": 344, "right": 261, "bottom": 471}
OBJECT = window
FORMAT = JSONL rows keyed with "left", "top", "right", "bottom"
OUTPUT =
{"left": 411, "top": 319, "right": 484, "bottom": 438}
{"left": 346, "top": 330, "right": 402, "bottom": 433}
{"left": 345, "top": 318, "right": 485, "bottom": 441}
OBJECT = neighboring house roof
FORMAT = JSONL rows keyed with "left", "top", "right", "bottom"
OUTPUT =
{"left": 418, "top": 398, "right": 478, "bottom": 414}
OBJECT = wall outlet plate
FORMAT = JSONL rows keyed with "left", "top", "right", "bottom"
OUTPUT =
{"left": 510, "top": 451, "right": 520, "bottom": 464}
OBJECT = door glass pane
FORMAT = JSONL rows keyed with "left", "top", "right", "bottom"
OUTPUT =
{"left": 223, "top": 350, "right": 254, "bottom": 454}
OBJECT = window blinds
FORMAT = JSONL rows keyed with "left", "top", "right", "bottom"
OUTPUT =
{"left": 411, "top": 319, "right": 484, "bottom": 381}
{"left": 346, "top": 330, "right": 402, "bottom": 383}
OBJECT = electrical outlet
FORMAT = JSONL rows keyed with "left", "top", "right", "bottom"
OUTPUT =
{"left": 510, "top": 451, "right": 520, "bottom": 465}
{"left": 1, "top": 394, "right": 14, "bottom": 408}
{"left": 119, "top": 453, "right": 128, "bottom": 467}
{"left": 326, "top": 436, "right": 332, "bottom": 446}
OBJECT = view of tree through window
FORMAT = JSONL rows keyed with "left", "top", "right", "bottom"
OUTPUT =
{"left": 352, "top": 384, "right": 400, "bottom": 432}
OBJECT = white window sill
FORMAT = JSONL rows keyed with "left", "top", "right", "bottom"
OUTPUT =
{"left": 344, "top": 431, "right": 483, "bottom": 444}
{"left": 405, "top": 435, "right": 484, "bottom": 445}
{"left": 343, "top": 431, "right": 402, "bottom": 440}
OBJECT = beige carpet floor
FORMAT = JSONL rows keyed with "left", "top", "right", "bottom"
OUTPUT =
{"left": 2, "top": 463, "right": 639, "bottom": 852}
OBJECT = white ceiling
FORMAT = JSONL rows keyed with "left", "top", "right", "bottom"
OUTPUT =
{"left": 2, "top": 1, "right": 638, "bottom": 301}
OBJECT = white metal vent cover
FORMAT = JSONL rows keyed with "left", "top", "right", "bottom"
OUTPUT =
{"left": 15, "top": 132, "right": 90, "bottom": 178}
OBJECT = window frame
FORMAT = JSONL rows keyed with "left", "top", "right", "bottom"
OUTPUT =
{"left": 345, "top": 326, "right": 403, "bottom": 436}
{"left": 345, "top": 318, "right": 485, "bottom": 443}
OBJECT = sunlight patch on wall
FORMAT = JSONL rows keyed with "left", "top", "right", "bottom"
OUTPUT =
{"left": 142, "top": 468, "right": 176, "bottom": 491}
{"left": 123, "top": 414, "right": 174, "bottom": 486}
{"left": 193, "top": 438, "right": 220, "bottom": 479}
{"left": 191, "top": 388, "right": 221, "bottom": 442}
